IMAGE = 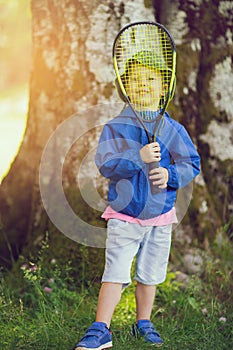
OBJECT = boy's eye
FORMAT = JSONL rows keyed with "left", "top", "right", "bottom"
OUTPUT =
{"left": 131, "top": 75, "right": 155, "bottom": 81}
{"left": 130, "top": 75, "right": 138, "bottom": 81}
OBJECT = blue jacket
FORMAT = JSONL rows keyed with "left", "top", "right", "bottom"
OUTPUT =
{"left": 95, "top": 106, "right": 200, "bottom": 219}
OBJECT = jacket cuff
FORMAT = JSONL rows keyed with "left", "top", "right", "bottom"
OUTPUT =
{"left": 167, "top": 165, "right": 179, "bottom": 188}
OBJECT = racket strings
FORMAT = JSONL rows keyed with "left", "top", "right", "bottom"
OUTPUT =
{"left": 114, "top": 24, "right": 174, "bottom": 116}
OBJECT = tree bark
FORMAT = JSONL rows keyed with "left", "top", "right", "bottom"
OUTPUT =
{"left": 0, "top": 0, "right": 232, "bottom": 269}
{"left": 0, "top": 0, "right": 155, "bottom": 267}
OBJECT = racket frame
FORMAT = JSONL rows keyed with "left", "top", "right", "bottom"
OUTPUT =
{"left": 113, "top": 21, "right": 176, "bottom": 127}
{"left": 112, "top": 21, "right": 176, "bottom": 193}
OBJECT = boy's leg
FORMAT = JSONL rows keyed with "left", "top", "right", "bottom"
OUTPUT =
{"left": 133, "top": 282, "right": 163, "bottom": 346}
{"left": 96, "top": 282, "right": 123, "bottom": 328}
{"left": 73, "top": 283, "right": 121, "bottom": 349}
{"left": 97, "top": 219, "right": 142, "bottom": 327}
{"left": 135, "top": 282, "right": 156, "bottom": 321}
{"left": 132, "top": 225, "right": 172, "bottom": 346}
{"left": 134, "top": 224, "right": 172, "bottom": 322}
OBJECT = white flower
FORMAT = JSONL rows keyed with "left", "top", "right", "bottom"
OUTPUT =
{"left": 202, "top": 308, "right": 208, "bottom": 316}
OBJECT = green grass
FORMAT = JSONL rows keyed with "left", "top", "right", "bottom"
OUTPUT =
{"left": 0, "top": 237, "right": 232, "bottom": 350}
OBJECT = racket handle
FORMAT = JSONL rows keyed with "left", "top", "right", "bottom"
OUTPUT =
{"left": 149, "top": 161, "right": 162, "bottom": 194}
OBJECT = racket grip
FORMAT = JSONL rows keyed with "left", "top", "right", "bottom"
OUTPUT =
{"left": 149, "top": 161, "right": 161, "bottom": 195}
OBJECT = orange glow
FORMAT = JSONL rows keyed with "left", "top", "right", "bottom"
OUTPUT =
{"left": 0, "top": 87, "right": 28, "bottom": 183}
{"left": 0, "top": 0, "right": 31, "bottom": 183}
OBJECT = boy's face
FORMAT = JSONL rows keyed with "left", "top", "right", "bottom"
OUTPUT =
{"left": 125, "top": 63, "right": 163, "bottom": 111}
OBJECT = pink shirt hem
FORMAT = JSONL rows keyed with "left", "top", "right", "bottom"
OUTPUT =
{"left": 101, "top": 206, "right": 178, "bottom": 227}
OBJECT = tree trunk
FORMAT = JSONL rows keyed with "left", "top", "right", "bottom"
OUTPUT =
{"left": 0, "top": 0, "right": 155, "bottom": 268}
{"left": 0, "top": 0, "right": 232, "bottom": 270}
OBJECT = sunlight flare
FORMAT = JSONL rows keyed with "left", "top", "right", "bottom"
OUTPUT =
{"left": 0, "top": 87, "right": 28, "bottom": 183}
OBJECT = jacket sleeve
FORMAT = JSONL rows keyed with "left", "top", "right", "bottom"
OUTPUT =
{"left": 95, "top": 123, "right": 145, "bottom": 181}
{"left": 166, "top": 125, "right": 200, "bottom": 189}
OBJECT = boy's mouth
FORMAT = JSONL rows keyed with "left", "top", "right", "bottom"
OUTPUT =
{"left": 137, "top": 89, "right": 150, "bottom": 94}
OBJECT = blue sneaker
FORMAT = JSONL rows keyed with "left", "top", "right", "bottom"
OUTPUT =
{"left": 132, "top": 319, "right": 164, "bottom": 346}
{"left": 73, "top": 322, "right": 112, "bottom": 350}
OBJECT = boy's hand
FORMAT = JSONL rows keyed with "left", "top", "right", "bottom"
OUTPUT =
{"left": 149, "top": 167, "right": 169, "bottom": 189}
{"left": 140, "top": 142, "right": 161, "bottom": 163}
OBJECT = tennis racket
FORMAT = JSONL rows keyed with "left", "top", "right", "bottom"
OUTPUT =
{"left": 113, "top": 21, "right": 176, "bottom": 194}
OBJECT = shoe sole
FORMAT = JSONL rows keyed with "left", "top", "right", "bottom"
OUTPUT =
{"left": 74, "top": 341, "right": 112, "bottom": 350}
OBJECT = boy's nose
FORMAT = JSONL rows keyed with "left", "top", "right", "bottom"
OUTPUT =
{"left": 139, "top": 78, "right": 147, "bottom": 86}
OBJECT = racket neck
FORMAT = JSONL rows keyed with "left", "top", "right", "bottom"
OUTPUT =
{"left": 127, "top": 102, "right": 164, "bottom": 143}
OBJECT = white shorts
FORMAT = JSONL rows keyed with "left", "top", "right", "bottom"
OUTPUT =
{"left": 102, "top": 219, "right": 172, "bottom": 286}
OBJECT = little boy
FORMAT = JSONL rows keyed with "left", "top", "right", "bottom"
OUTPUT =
{"left": 73, "top": 53, "right": 200, "bottom": 350}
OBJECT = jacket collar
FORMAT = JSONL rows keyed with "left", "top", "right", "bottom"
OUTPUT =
{"left": 118, "top": 105, "right": 166, "bottom": 122}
